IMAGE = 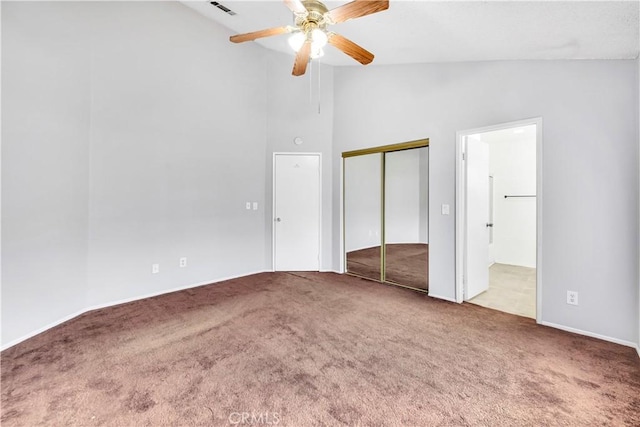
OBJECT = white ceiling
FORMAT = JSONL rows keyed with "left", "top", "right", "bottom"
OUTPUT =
{"left": 181, "top": 0, "right": 640, "bottom": 67}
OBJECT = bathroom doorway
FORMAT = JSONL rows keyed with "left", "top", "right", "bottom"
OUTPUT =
{"left": 456, "top": 118, "right": 542, "bottom": 320}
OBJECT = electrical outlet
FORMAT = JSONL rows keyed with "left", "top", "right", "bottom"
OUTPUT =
{"left": 567, "top": 291, "right": 578, "bottom": 305}
{"left": 152, "top": 264, "right": 160, "bottom": 274}
{"left": 179, "top": 257, "right": 187, "bottom": 268}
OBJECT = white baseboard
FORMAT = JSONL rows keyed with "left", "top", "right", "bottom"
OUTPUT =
{"left": 1, "top": 308, "right": 89, "bottom": 352}
{"left": 1, "top": 270, "right": 268, "bottom": 352}
{"left": 83, "top": 269, "right": 268, "bottom": 314}
{"left": 539, "top": 320, "right": 637, "bottom": 349}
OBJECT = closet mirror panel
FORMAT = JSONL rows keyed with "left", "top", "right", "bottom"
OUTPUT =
{"left": 344, "top": 153, "right": 382, "bottom": 281}
{"left": 384, "top": 147, "right": 429, "bottom": 290}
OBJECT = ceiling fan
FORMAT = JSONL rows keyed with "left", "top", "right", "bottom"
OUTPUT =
{"left": 230, "top": 0, "right": 389, "bottom": 76}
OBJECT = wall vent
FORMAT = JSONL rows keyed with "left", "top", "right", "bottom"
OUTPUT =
{"left": 210, "top": 2, "right": 237, "bottom": 16}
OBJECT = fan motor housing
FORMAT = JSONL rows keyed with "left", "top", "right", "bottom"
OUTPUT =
{"left": 297, "top": 0, "right": 330, "bottom": 30}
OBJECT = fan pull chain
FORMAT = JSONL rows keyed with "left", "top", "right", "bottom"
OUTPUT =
{"left": 309, "top": 59, "right": 313, "bottom": 105}
{"left": 317, "top": 59, "right": 321, "bottom": 115}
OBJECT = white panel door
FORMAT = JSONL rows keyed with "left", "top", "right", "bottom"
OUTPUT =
{"left": 274, "top": 154, "right": 320, "bottom": 271}
{"left": 465, "top": 139, "right": 490, "bottom": 300}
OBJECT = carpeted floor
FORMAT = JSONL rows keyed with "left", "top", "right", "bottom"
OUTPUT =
{"left": 2, "top": 272, "right": 639, "bottom": 426}
{"left": 346, "top": 243, "right": 428, "bottom": 290}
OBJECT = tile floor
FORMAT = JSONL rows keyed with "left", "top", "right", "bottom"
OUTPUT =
{"left": 468, "top": 263, "right": 536, "bottom": 319}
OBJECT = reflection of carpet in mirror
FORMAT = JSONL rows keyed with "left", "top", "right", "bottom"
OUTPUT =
{"left": 386, "top": 243, "right": 428, "bottom": 290}
{"left": 347, "top": 244, "right": 428, "bottom": 291}
{"left": 346, "top": 246, "right": 382, "bottom": 281}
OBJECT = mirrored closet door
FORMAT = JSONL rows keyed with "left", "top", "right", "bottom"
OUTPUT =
{"left": 343, "top": 140, "right": 429, "bottom": 293}
{"left": 384, "top": 147, "right": 429, "bottom": 290}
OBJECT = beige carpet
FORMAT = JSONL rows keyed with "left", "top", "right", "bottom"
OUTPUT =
{"left": 469, "top": 263, "right": 536, "bottom": 318}
{"left": 2, "top": 272, "right": 639, "bottom": 426}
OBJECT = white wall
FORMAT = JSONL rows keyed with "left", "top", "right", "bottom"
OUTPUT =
{"left": 2, "top": 2, "right": 91, "bottom": 346}
{"left": 333, "top": 60, "right": 639, "bottom": 344}
{"left": 87, "top": 2, "right": 268, "bottom": 305}
{"left": 2, "top": 1, "right": 270, "bottom": 347}
{"left": 487, "top": 131, "right": 537, "bottom": 268}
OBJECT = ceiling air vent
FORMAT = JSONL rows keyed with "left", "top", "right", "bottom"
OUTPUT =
{"left": 210, "top": 1, "right": 236, "bottom": 16}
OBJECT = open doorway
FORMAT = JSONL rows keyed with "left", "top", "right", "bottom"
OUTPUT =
{"left": 456, "top": 119, "right": 542, "bottom": 320}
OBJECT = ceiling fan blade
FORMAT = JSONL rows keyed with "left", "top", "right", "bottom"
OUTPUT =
{"left": 327, "top": 0, "right": 389, "bottom": 24}
{"left": 292, "top": 41, "right": 311, "bottom": 76}
{"left": 328, "top": 33, "right": 374, "bottom": 65}
{"left": 284, "top": 0, "right": 307, "bottom": 15}
{"left": 230, "top": 26, "right": 292, "bottom": 43}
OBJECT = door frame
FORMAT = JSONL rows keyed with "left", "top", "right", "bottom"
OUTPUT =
{"left": 455, "top": 117, "right": 543, "bottom": 322}
{"left": 272, "top": 152, "right": 322, "bottom": 271}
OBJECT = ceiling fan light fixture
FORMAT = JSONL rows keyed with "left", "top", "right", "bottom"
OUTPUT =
{"left": 288, "top": 31, "right": 306, "bottom": 52}
{"left": 311, "top": 28, "right": 328, "bottom": 49}
{"left": 289, "top": 28, "right": 327, "bottom": 55}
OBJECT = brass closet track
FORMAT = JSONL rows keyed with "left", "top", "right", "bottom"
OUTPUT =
{"left": 342, "top": 138, "right": 429, "bottom": 158}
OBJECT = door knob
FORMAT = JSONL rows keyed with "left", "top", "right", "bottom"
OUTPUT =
{"left": 486, "top": 223, "right": 493, "bottom": 228}
{"left": 275, "top": 218, "right": 282, "bottom": 222}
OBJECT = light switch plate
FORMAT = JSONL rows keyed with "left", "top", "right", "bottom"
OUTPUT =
{"left": 441, "top": 204, "right": 450, "bottom": 215}
{"left": 252, "top": 202, "right": 258, "bottom": 210}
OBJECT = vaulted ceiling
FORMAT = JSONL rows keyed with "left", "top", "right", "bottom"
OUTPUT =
{"left": 182, "top": 0, "right": 639, "bottom": 67}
